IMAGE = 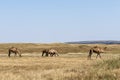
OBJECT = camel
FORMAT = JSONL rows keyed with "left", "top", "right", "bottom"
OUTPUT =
{"left": 88, "top": 46, "right": 107, "bottom": 59}
{"left": 48, "top": 49, "right": 59, "bottom": 57}
{"left": 42, "top": 49, "right": 49, "bottom": 57}
{"left": 8, "top": 47, "right": 22, "bottom": 57}
{"left": 42, "top": 49, "right": 59, "bottom": 57}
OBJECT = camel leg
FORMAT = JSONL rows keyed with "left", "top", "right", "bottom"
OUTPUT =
{"left": 8, "top": 51, "right": 11, "bottom": 57}
{"left": 96, "top": 54, "right": 99, "bottom": 59}
{"left": 45, "top": 52, "right": 49, "bottom": 57}
{"left": 42, "top": 52, "right": 45, "bottom": 56}
{"left": 52, "top": 53, "right": 55, "bottom": 57}
{"left": 49, "top": 53, "right": 51, "bottom": 57}
{"left": 14, "top": 52, "right": 17, "bottom": 57}
{"left": 52, "top": 53, "right": 56, "bottom": 57}
{"left": 55, "top": 53, "right": 59, "bottom": 56}
{"left": 42, "top": 52, "right": 48, "bottom": 57}
{"left": 50, "top": 53, "right": 53, "bottom": 57}
{"left": 99, "top": 54, "right": 101, "bottom": 58}
{"left": 18, "top": 53, "right": 22, "bottom": 57}
{"left": 96, "top": 53, "right": 101, "bottom": 59}
{"left": 88, "top": 50, "right": 92, "bottom": 60}
{"left": 88, "top": 54, "right": 92, "bottom": 59}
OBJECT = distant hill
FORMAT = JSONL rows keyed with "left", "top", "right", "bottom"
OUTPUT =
{"left": 66, "top": 40, "right": 120, "bottom": 44}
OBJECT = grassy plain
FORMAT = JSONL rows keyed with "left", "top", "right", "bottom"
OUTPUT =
{"left": 0, "top": 43, "right": 120, "bottom": 80}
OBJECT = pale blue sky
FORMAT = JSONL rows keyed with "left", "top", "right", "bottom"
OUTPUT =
{"left": 0, "top": 0, "right": 120, "bottom": 43}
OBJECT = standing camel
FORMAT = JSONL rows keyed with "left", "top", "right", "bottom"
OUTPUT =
{"left": 42, "top": 49, "right": 49, "bottom": 57}
{"left": 8, "top": 47, "right": 22, "bottom": 57}
{"left": 49, "top": 49, "right": 59, "bottom": 57}
{"left": 42, "top": 49, "right": 59, "bottom": 57}
{"left": 88, "top": 46, "right": 107, "bottom": 59}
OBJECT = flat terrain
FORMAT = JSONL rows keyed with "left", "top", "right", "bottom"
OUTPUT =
{"left": 0, "top": 53, "right": 119, "bottom": 80}
{"left": 0, "top": 43, "right": 120, "bottom": 80}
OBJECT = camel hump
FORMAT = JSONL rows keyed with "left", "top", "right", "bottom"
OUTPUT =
{"left": 49, "top": 49, "right": 58, "bottom": 53}
{"left": 49, "top": 49, "right": 55, "bottom": 52}
{"left": 94, "top": 46, "right": 98, "bottom": 48}
{"left": 92, "top": 46, "right": 101, "bottom": 51}
{"left": 10, "top": 47, "right": 16, "bottom": 50}
{"left": 9, "top": 46, "right": 19, "bottom": 52}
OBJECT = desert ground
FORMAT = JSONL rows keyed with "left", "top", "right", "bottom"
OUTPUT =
{"left": 0, "top": 43, "right": 120, "bottom": 80}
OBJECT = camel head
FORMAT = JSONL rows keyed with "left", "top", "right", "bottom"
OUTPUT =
{"left": 100, "top": 47, "right": 107, "bottom": 53}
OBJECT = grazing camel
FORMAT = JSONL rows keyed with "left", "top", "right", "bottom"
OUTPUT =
{"left": 42, "top": 49, "right": 59, "bottom": 57}
{"left": 88, "top": 46, "right": 107, "bottom": 59}
{"left": 8, "top": 47, "right": 22, "bottom": 57}
{"left": 42, "top": 49, "right": 49, "bottom": 57}
{"left": 49, "top": 49, "right": 59, "bottom": 57}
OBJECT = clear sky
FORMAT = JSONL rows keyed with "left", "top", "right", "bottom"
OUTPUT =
{"left": 0, "top": 0, "right": 120, "bottom": 43}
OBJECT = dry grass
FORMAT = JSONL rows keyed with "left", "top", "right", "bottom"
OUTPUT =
{"left": 0, "top": 53, "right": 119, "bottom": 80}
{"left": 0, "top": 43, "right": 120, "bottom": 80}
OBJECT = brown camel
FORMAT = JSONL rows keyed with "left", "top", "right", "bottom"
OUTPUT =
{"left": 42, "top": 49, "right": 59, "bottom": 57}
{"left": 8, "top": 47, "right": 22, "bottom": 57}
{"left": 88, "top": 46, "right": 107, "bottom": 59}
{"left": 42, "top": 49, "right": 49, "bottom": 57}
{"left": 49, "top": 49, "right": 59, "bottom": 57}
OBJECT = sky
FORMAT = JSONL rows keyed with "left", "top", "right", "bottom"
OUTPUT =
{"left": 0, "top": 0, "right": 120, "bottom": 43}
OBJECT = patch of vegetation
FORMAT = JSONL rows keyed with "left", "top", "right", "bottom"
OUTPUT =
{"left": 94, "top": 57, "right": 120, "bottom": 70}
{"left": 84, "top": 57, "right": 120, "bottom": 80}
